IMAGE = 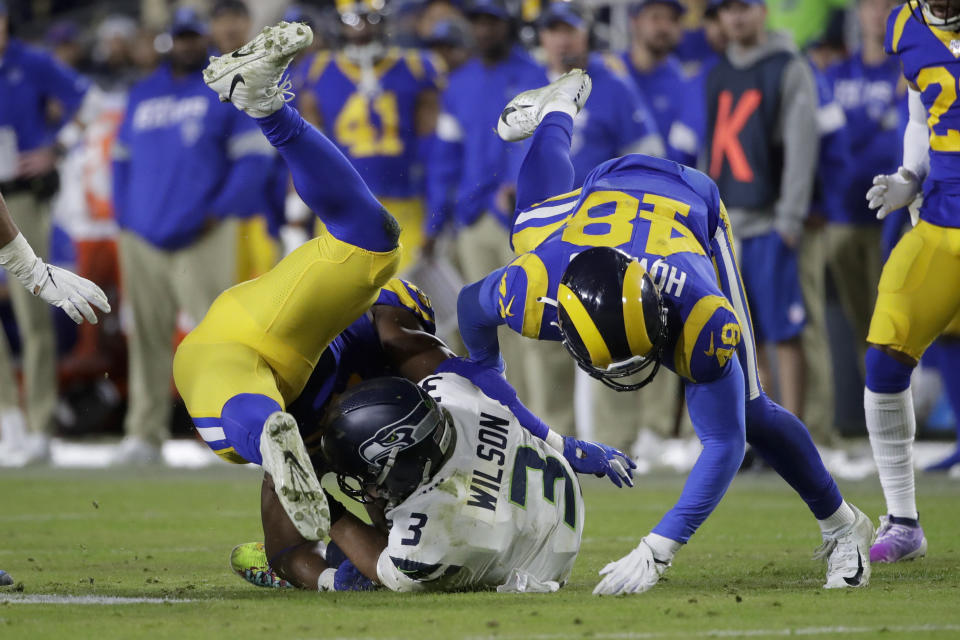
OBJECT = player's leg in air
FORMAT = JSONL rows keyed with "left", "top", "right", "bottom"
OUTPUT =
{"left": 173, "top": 22, "right": 401, "bottom": 541}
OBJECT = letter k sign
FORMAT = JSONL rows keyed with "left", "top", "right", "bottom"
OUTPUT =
{"left": 710, "top": 89, "right": 762, "bottom": 182}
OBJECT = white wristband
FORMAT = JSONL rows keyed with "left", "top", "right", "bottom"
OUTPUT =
{"left": 545, "top": 429, "right": 565, "bottom": 453}
{"left": 0, "top": 233, "right": 44, "bottom": 292}
{"left": 643, "top": 533, "right": 682, "bottom": 563}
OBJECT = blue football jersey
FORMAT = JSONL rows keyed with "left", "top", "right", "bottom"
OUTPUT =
{"left": 825, "top": 52, "right": 903, "bottom": 224}
{"left": 887, "top": 1, "right": 960, "bottom": 224}
{"left": 302, "top": 49, "right": 441, "bottom": 199}
{"left": 483, "top": 155, "right": 741, "bottom": 384}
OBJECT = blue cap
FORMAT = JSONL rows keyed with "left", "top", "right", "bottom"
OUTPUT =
{"left": 46, "top": 20, "right": 80, "bottom": 45}
{"left": 708, "top": 0, "right": 765, "bottom": 9}
{"left": 465, "top": 0, "right": 511, "bottom": 21}
{"left": 629, "top": 0, "right": 686, "bottom": 16}
{"left": 425, "top": 19, "right": 470, "bottom": 46}
{"left": 170, "top": 6, "right": 208, "bottom": 36}
{"left": 538, "top": 1, "right": 592, "bottom": 30}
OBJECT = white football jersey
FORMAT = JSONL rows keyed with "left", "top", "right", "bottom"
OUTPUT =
{"left": 375, "top": 373, "right": 584, "bottom": 592}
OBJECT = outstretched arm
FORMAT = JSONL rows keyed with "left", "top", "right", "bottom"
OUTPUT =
{"left": 594, "top": 358, "right": 746, "bottom": 596}
{"left": 0, "top": 190, "right": 110, "bottom": 324}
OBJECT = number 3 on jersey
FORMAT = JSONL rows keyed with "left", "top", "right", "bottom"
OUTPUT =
{"left": 401, "top": 512, "right": 428, "bottom": 546}
{"left": 334, "top": 91, "right": 403, "bottom": 158}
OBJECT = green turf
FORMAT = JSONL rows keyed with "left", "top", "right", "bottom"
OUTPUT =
{"left": 1, "top": 465, "right": 959, "bottom": 639}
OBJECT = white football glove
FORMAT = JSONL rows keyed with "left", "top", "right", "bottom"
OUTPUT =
{"left": 0, "top": 233, "right": 110, "bottom": 324}
{"left": 593, "top": 537, "right": 670, "bottom": 596}
{"left": 866, "top": 167, "right": 921, "bottom": 224}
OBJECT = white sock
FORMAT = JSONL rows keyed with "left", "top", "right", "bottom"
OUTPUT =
{"left": 865, "top": 388, "right": 918, "bottom": 519}
{"left": 541, "top": 99, "right": 577, "bottom": 119}
{"left": 817, "top": 501, "right": 855, "bottom": 537}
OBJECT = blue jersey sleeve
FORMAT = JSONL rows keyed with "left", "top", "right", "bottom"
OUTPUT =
{"left": 457, "top": 275, "right": 508, "bottom": 370}
{"left": 884, "top": 4, "right": 906, "bottom": 56}
{"left": 33, "top": 48, "right": 90, "bottom": 124}
{"left": 375, "top": 278, "right": 437, "bottom": 334}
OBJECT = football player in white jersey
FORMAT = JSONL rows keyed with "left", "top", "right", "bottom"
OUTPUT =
{"left": 319, "top": 374, "right": 584, "bottom": 592}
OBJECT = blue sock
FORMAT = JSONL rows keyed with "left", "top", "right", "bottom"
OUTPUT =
{"left": 515, "top": 112, "right": 576, "bottom": 212}
{"left": 865, "top": 346, "right": 914, "bottom": 393}
{"left": 745, "top": 393, "right": 843, "bottom": 520}
{"left": 220, "top": 393, "right": 284, "bottom": 465}
{"left": 255, "top": 104, "right": 398, "bottom": 252}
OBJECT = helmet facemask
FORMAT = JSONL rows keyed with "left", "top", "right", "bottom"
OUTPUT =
{"left": 919, "top": 0, "right": 960, "bottom": 30}
{"left": 559, "top": 299, "right": 668, "bottom": 391}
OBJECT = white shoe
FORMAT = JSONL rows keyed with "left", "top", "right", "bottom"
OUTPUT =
{"left": 0, "top": 408, "right": 28, "bottom": 466}
{"left": 110, "top": 436, "right": 162, "bottom": 466}
{"left": 203, "top": 21, "right": 313, "bottom": 117}
{"left": 0, "top": 432, "right": 51, "bottom": 467}
{"left": 815, "top": 503, "right": 873, "bottom": 589}
{"left": 497, "top": 69, "right": 592, "bottom": 142}
{"left": 259, "top": 412, "right": 329, "bottom": 541}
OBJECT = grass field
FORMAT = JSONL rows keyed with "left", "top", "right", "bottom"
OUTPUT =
{"left": 1, "top": 465, "right": 959, "bottom": 639}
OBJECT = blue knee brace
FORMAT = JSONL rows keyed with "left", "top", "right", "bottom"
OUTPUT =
{"left": 865, "top": 346, "right": 914, "bottom": 394}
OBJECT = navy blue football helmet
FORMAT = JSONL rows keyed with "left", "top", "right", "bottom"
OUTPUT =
{"left": 320, "top": 377, "right": 452, "bottom": 505}
{"left": 556, "top": 247, "right": 668, "bottom": 391}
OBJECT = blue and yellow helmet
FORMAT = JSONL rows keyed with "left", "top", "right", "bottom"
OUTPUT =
{"left": 556, "top": 247, "right": 668, "bottom": 391}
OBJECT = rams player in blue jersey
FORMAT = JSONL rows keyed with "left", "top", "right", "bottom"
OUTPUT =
{"left": 297, "top": 0, "right": 441, "bottom": 271}
{"left": 174, "top": 22, "right": 631, "bottom": 550}
{"left": 455, "top": 69, "right": 875, "bottom": 594}
{"left": 862, "top": 0, "right": 960, "bottom": 563}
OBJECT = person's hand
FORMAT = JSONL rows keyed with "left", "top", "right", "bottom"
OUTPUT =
{"left": 562, "top": 437, "right": 636, "bottom": 488}
{"left": 593, "top": 538, "right": 669, "bottom": 596}
{"left": 867, "top": 167, "right": 921, "bottom": 223}
{"left": 32, "top": 262, "right": 110, "bottom": 324}
{"left": 17, "top": 147, "right": 58, "bottom": 179}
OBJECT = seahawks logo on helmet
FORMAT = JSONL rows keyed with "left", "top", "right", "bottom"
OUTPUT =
{"left": 359, "top": 424, "right": 417, "bottom": 466}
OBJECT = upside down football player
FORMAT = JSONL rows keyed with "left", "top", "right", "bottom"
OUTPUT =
{"left": 454, "top": 69, "right": 875, "bottom": 594}
{"left": 173, "top": 22, "right": 630, "bottom": 587}
{"left": 860, "top": 0, "right": 960, "bottom": 563}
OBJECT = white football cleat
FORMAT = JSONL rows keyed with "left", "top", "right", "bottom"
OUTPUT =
{"left": 497, "top": 69, "right": 592, "bottom": 142}
{"left": 260, "top": 411, "right": 330, "bottom": 541}
{"left": 204, "top": 21, "right": 313, "bottom": 117}
{"left": 815, "top": 503, "right": 873, "bottom": 589}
